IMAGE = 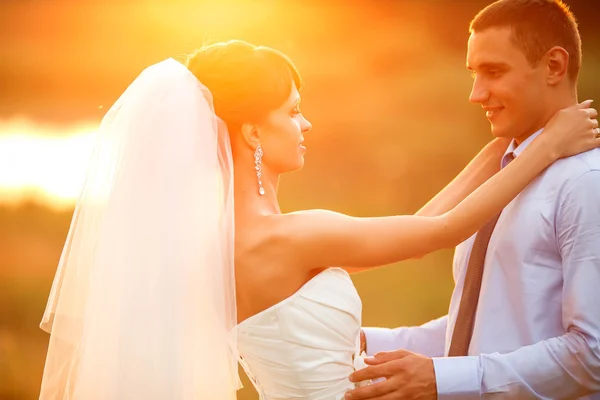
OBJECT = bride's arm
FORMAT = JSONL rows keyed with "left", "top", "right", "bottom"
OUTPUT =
{"left": 415, "top": 138, "right": 510, "bottom": 217}
{"left": 340, "top": 139, "right": 508, "bottom": 273}
{"left": 286, "top": 135, "right": 548, "bottom": 267}
{"left": 270, "top": 103, "right": 597, "bottom": 270}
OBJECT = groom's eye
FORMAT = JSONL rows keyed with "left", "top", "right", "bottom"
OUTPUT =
{"left": 484, "top": 67, "right": 505, "bottom": 79}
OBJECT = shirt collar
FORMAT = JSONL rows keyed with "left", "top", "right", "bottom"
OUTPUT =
{"left": 500, "top": 128, "right": 544, "bottom": 169}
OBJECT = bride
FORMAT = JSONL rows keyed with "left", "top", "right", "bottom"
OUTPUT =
{"left": 38, "top": 40, "right": 599, "bottom": 400}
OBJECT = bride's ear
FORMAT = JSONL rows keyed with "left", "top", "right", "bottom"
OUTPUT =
{"left": 240, "top": 122, "right": 261, "bottom": 150}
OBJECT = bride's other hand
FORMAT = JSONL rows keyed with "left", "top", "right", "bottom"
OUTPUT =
{"left": 538, "top": 100, "right": 598, "bottom": 159}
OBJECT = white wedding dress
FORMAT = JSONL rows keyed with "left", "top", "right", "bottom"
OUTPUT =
{"left": 236, "top": 268, "right": 364, "bottom": 400}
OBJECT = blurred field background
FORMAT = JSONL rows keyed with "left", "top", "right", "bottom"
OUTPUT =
{"left": 0, "top": 0, "right": 599, "bottom": 399}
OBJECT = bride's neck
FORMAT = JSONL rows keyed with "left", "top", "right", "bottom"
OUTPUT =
{"left": 233, "top": 159, "right": 281, "bottom": 216}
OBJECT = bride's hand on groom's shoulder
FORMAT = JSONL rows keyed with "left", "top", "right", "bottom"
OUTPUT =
{"left": 346, "top": 349, "right": 437, "bottom": 400}
{"left": 542, "top": 100, "right": 599, "bottom": 159}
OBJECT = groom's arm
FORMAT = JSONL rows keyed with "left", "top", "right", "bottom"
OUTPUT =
{"left": 433, "top": 170, "right": 600, "bottom": 399}
{"left": 362, "top": 315, "right": 447, "bottom": 358}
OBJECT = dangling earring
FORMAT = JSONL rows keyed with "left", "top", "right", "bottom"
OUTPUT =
{"left": 254, "top": 145, "right": 265, "bottom": 196}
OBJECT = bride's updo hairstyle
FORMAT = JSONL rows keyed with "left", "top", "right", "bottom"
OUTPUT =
{"left": 186, "top": 40, "right": 302, "bottom": 133}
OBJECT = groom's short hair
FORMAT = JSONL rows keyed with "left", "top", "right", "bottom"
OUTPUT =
{"left": 470, "top": 0, "right": 581, "bottom": 81}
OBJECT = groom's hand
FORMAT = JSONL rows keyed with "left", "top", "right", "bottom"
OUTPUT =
{"left": 346, "top": 349, "right": 437, "bottom": 400}
{"left": 359, "top": 329, "right": 367, "bottom": 354}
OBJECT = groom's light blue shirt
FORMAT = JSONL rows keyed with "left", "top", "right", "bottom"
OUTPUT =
{"left": 365, "top": 129, "right": 600, "bottom": 399}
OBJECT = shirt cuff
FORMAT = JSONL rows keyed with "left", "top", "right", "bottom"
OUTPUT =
{"left": 361, "top": 327, "right": 397, "bottom": 356}
{"left": 433, "top": 356, "right": 481, "bottom": 400}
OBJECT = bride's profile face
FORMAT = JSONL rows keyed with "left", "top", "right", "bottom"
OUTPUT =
{"left": 259, "top": 84, "right": 312, "bottom": 173}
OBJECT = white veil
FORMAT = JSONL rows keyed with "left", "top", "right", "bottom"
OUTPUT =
{"left": 39, "top": 58, "right": 240, "bottom": 399}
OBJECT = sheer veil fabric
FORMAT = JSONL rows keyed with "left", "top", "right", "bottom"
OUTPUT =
{"left": 39, "top": 58, "right": 240, "bottom": 399}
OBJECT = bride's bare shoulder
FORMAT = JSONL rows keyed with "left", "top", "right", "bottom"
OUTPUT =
{"left": 254, "top": 210, "right": 353, "bottom": 257}
{"left": 242, "top": 210, "right": 346, "bottom": 269}
{"left": 266, "top": 209, "right": 346, "bottom": 234}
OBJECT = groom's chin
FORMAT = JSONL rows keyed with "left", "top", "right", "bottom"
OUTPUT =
{"left": 489, "top": 124, "right": 510, "bottom": 139}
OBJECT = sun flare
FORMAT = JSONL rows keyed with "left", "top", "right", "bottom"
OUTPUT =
{"left": 0, "top": 119, "right": 97, "bottom": 209}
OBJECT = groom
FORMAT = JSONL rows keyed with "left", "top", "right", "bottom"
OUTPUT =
{"left": 346, "top": 1, "right": 600, "bottom": 399}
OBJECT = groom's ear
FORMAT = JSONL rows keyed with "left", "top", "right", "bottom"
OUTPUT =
{"left": 545, "top": 46, "right": 569, "bottom": 86}
{"left": 240, "top": 122, "right": 261, "bottom": 150}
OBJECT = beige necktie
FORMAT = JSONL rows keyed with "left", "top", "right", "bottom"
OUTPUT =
{"left": 448, "top": 152, "right": 514, "bottom": 357}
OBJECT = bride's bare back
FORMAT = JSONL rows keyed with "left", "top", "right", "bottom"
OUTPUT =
{"left": 235, "top": 214, "right": 323, "bottom": 323}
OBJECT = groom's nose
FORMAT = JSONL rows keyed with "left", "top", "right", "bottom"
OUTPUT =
{"left": 469, "top": 76, "right": 489, "bottom": 104}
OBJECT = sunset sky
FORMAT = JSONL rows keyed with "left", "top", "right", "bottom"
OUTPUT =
{"left": 1, "top": 0, "right": 393, "bottom": 208}
{"left": 1, "top": 0, "right": 598, "bottom": 209}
